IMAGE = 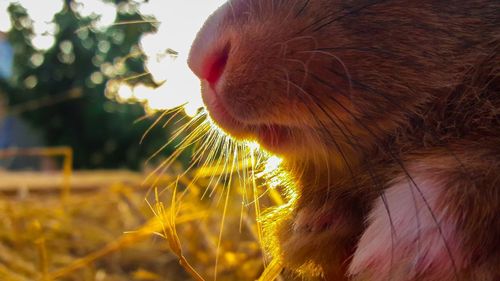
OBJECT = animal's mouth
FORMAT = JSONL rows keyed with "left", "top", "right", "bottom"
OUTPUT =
{"left": 202, "top": 83, "right": 291, "bottom": 151}
{"left": 190, "top": 35, "right": 294, "bottom": 152}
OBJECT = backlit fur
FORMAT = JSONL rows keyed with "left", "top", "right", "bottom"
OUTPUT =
{"left": 188, "top": 1, "right": 500, "bottom": 280}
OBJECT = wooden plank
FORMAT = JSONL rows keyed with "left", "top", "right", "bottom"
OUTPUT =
{"left": 0, "top": 170, "right": 145, "bottom": 193}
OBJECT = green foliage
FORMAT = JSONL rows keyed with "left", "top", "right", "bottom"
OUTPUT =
{"left": 1, "top": 1, "right": 182, "bottom": 169}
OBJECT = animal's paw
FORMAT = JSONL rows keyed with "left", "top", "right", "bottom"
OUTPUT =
{"left": 348, "top": 177, "right": 466, "bottom": 281}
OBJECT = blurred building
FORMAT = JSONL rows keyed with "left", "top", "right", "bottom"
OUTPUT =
{"left": 0, "top": 33, "right": 54, "bottom": 171}
{"left": 0, "top": 90, "right": 47, "bottom": 170}
{"left": 0, "top": 32, "right": 13, "bottom": 79}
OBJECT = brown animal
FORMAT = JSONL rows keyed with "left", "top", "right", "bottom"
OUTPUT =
{"left": 188, "top": 1, "right": 500, "bottom": 280}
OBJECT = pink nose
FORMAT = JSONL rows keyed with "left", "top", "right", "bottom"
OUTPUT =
{"left": 204, "top": 44, "right": 230, "bottom": 88}
{"left": 188, "top": 5, "right": 230, "bottom": 89}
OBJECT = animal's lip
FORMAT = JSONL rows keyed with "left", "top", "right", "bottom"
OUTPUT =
{"left": 202, "top": 82, "right": 290, "bottom": 149}
{"left": 201, "top": 83, "right": 248, "bottom": 138}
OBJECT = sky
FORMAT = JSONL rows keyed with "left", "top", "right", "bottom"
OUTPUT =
{"left": 0, "top": 0, "right": 227, "bottom": 116}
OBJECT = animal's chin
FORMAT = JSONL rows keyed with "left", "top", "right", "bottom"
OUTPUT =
{"left": 202, "top": 84, "right": 292, "bottom": 153}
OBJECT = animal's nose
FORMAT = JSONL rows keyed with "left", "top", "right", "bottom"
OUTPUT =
{"left": 188, "top": 4, "right": 230, "bottom": 90}
{"left": 204, "top": 43, "right": 230, "bottom": 89}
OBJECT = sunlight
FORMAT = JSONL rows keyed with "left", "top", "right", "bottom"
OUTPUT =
{"left": 7, "top": 0, "right": 64, "bottom": 50}
{"left": 132, "top": 83, "right": 154, "bottom": 103}
{"left": 31, "top": 35, "right": 56, "bottom": 51}
{"left": 264, "top": 156, "right": 284, "bottom": 176}
{"left": 135, "top": 0, "right": 227, "bottom": 117}
{"left": 246, "top": 142, "right": 262, "bottom": 153}
{"left": 73, "top": 0, "right": 117, "bottom": 29}
{"left": 0, "top": 1, "right": 11, "bottom": 32}
{"left": 1, "top": 0, "right": 229, "bottom": 115}
{"left": 1, "top": 0, "right": 227, "bottom": 116}
{"left": 117, "top": 83, "right": 134, "bottom": 101}
{"left": 16, "top": 0, "right": 64, "bottom": 22}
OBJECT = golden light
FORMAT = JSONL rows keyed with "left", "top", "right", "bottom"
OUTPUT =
{"left": 246, "top": 141, "right": 262, "bottom": 154}
{"left": 263, "top": 156, "right": 284, "bottom": 176}
{"left": 117, "top": 83, "right": 134, "bottom": 101}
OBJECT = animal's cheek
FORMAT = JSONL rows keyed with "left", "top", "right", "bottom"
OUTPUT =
{"left": 348, "top": 177, "right": 467, "bottom": 281}
{"left": 220, "top": 84, "right": 307, "bottom": 125}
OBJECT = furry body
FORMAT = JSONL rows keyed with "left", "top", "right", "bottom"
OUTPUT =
{"left": 188, "top": 1, "right": 500, "bottom": 280}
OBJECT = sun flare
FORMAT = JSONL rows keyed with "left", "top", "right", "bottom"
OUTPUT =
{"left": 114, "top": 0, "right": 227, "bottom": 117}
{"left": 1, "top": 0, "right": 229, "bottom": 114}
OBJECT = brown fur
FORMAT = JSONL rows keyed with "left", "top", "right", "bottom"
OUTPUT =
{"left": 188, "top": 1, "right": 500, "bottom": 280}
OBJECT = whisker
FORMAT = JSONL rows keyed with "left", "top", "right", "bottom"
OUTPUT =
{"left": 295, "top": 0, "right": 386, "bottom": 35}
{"left": 140, "top": 109, "right": 170, "bottom": 144}
{"left": 146, "top": 113, "right": 204, "bottom": 163}
{"left": 294, "top": 0, "right": 311, "bottom": 18}
{"left": 285, "top": 79, "right": 360, "bottom": 200}
{"left": 75, "top": 19, "right": 160, "bottom": 33}
{"left": 297, "top": 67, "right": 460, "bottom": 280}
{"left": 299, "top": 50, "right": 353, "bottom": 91}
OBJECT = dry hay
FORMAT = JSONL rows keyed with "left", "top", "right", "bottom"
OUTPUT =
{"left": 0, "top": 165, "right": 291, "bottom": 281}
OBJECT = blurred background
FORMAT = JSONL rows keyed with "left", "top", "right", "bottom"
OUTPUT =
{"left": 0, "top": 1, "right": 287, "bottom": 280}
{"left": 0, "top": 0, "right": 224, "bottom": 170}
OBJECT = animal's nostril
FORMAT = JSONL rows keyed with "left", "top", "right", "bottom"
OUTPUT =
{"left": 206, "top": 43, "right": 230, "bottom": 88}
